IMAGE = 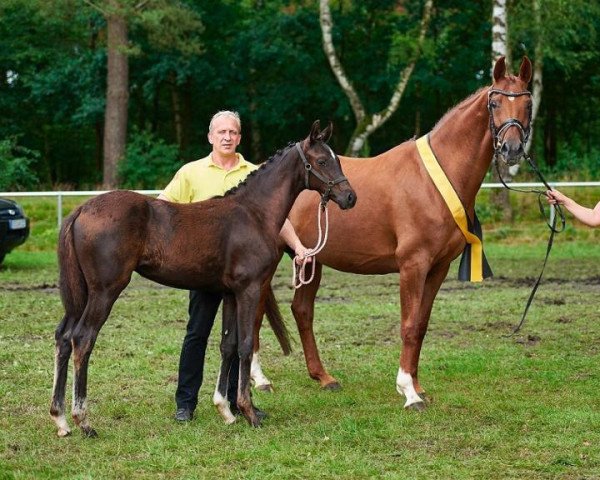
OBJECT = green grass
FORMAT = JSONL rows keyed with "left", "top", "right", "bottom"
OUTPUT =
{"left": 1, "top": 199, "right": 600, "bottom": 479}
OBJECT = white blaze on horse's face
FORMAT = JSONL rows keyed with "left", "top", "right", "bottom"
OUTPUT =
{"left": 396, "top": 368, "right": 424, "bottom": 408}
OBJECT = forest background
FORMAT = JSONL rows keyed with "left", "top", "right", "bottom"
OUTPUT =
{"left": 1, "top": 0, "right": 599, "bottom": 193}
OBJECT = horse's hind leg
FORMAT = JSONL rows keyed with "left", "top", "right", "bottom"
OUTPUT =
{"left": 251, "top": 281, "right": 274, "bottom": 392}
{"left": 50, "top": 314, "right": 77, "bottom": 437}
{"left": 71, "top": 289, "right": 122, "bottom": 437}
{"left": 291, "top": 262, "right": 339, "bottom": 390}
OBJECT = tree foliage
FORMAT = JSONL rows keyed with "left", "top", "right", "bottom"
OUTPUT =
{"left": 1, "top": 0, "right": 599, "bottom": 189}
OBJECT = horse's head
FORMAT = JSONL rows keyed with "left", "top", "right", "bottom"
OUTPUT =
{"left": 488, "top": 56, "right": 533, "bottom": 166}
{"left": 297, "top": 120, "right": 357, "bottom": 210}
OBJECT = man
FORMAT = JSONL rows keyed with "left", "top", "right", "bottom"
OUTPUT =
{"left": 158, "top": 110, "right": 309, "bottom": 422}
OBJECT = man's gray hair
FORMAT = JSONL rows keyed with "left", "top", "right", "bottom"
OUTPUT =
{"left": 209, "top": 110, "right": 241, "bottom": 133}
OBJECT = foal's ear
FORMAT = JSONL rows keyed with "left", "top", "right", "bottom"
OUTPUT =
{"left": 309, "top": 120, "right": 322, "bottom": 144}
{"left": 493, "top": 56, "right": 506, "bottom": 82}
{"left": 518, "top": 56, "right": 532, "bottom": 84}
{"left": 319, "top": 121, "right": 333, "bottom": 143}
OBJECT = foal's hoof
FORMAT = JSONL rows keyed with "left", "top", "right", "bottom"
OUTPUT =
{"left": 82, "top": 427, "right": 98, "bottom": 438}
{"left": 405, "top": 401, "right": 427, "bottom": 412}
{"left": 248, "top": 416, "right": 262, "bottom": 428}
{"left": 322, "top": 381, "right": 342, "bottom": 391}
{"left": 255, "top": 383, "right": 274, "bottom": 393}
{"left": 57, "top": 428, "right": 71, "bottom": 438}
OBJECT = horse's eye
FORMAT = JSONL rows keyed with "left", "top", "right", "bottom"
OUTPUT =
{"left": 317, "top": 158, "right": 327, "bottom": 166}
{"left": 489, "top": 100, "right": 499, "bottom": 109}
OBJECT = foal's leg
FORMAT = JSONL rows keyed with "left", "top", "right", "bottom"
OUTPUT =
{"left": 396, "top": 260, "right": 448, "bottom": 410}
{"left": 291, "top": 262, "right": 339, "bottom": 389}
{"left": 50, "top": 314, "right": 77, "bottom": 437}
{"left": 71, "top": 288, "right": 123, "bottom": 437}
{"left": 213, "top": 293, "right": 237, "bottom": 425}
{"left": 235, "top": 284, "right": 262, "bottom": 427}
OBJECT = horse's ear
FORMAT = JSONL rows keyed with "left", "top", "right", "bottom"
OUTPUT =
{"left": 309, "top": 120, "right": 322, "bottom": 144}
{"left": 319, "top": 121, "right": 333, "bottom": 143}
{"left": 493, "top": 56, "right": 506, "bottom": 82}
{"left": 519, "top": 56, "right": 532, "bottom": 84}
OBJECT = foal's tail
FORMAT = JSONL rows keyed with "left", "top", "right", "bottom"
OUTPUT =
{"left": 264, "top": 284, "right": 292, "bottom": 355}
{"left": 58, "top": 207, "right": 87, "bottom": 319}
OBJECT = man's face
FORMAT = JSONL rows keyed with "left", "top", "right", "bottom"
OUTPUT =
{"left": 208, "top": 116, "right": 241, "bottom": 156}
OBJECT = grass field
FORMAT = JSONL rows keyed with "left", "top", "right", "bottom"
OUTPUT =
{"left": 1, "top": 197, "right": 600, "bottom": 479}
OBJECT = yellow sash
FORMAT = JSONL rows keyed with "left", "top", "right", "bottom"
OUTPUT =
{"left": 416, "top": 135, "right": 491, "bottom": 282}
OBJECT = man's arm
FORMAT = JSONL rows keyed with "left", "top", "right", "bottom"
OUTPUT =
{"left": 279, "top": 219, "right": 311, "bottom": 261}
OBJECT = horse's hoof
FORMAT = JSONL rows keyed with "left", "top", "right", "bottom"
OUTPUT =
{"left": 255, "top": 383, "right": 274, "bottom": 393}
{"left": 322, "top": 382, "right": 342, "bottom": 391}
{"left": 405, "top": 401, "right": 426, "bottom": 412}
{"left": 57, "top": 428, "right": 71, "bottom": 438}
{"left": 250, "top": 417, "right": 262, "bottom": 428}
{"left": 419, "top": 392, "right": 432, "bottom": 405}
{"left": 82, "top": 427, "right": 98, "bottom": 438}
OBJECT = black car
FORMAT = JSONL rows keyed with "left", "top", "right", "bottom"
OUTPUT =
{"left": 0, "top": 198, "right": 30, "bottom": 265}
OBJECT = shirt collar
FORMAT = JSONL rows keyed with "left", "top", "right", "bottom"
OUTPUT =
{"left": 208, "top": 153, "right": 248, "bottom": 172}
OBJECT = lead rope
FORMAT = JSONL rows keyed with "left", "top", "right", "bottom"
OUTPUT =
{"left": 494, "top": 154, "right": 566, "bottom": 335}
{"left": 292, "top": 203, "right": 329, "bottom": 288}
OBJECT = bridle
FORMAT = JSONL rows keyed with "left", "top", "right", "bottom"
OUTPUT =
{"left": 295, "top": 142, "right": 348, "bottom": 206}
{"left": 487, "top": 87, "right": 566, "bottom": 335}
{"left": 487, "top": 88, "right": 532, "bottom": 155}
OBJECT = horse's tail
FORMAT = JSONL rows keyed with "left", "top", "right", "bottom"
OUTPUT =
{"left": 264, "top": 283, "right": 292, "bottom": 356}
{"left": 58, "top": 207, "right": 87, "bottom": 320}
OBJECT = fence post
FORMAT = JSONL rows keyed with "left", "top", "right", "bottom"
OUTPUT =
{"left": 57, "top": 193, "right": 62, "bottom": 230}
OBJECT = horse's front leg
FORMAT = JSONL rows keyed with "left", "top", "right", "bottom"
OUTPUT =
{"left": 236, "top": 283, "right": 263, "bottom": 427}
{"left": 213, "top": 293, "right": 237, "bottom": 425}
{"left": 396, "top": 260, "right": 449, "bottom": 410}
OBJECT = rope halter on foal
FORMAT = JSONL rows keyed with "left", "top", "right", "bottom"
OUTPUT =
{"left": 292, "top": 141, "right": 347, "bottom": 288}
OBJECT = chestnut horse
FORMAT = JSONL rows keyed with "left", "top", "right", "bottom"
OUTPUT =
{"left": 50, "top": 121, "right": 356, "bottom": 437}
{"left": 253, "top": 57, "right": 533, "bottom": 410}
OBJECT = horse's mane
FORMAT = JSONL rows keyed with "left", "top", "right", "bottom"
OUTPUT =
{"left": 431, "top": 86, "right": 488, "bottom": 133}
{"left": 218, "top": 142, "right": 297, "bottom": 198}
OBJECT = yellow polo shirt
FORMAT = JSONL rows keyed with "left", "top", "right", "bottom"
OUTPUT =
{"left": 161, "top": 153, "right": 258, "bottom": 203}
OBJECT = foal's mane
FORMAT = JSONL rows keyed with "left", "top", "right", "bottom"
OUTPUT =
{"left": 219, "top": 142, "right": 297, "bottom": 198}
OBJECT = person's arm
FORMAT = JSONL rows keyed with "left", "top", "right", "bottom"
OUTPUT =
{"left": 279, "top": 219, "right": 311, "bottom": 262}
{"left": 546, "top": 189, "right": 600, "bottom": 227}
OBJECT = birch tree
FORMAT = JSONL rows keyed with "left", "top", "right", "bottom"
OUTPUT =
{"left": 320, "top": 0, "right": 433, "bottom": 157}
{"left": 490, "top": 0, "right": 512, "bottom": 221}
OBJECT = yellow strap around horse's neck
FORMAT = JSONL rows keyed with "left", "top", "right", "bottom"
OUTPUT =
{"left": 416, "top": 134, "right": 487, "bottom": 282}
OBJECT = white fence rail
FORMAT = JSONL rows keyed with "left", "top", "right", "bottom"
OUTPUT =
{"left": 2, "top": 182, "right": 600, "bottom": 229}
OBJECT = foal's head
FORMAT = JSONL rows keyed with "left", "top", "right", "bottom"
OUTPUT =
{"left": 298, "top": 121, "right": 357, "bottom": 210}
{"left": 488, "top": 56, "right": 533, "bottom": 166}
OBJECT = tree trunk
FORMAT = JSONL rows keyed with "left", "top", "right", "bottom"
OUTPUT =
{"left": 103, "top": 7, "right": 129, "bottom": 188}
{"left": 319, "top": 0, "right": 433, "bottom": 157}
{"left": 490, "top": 0, "right": 512, "bottom": 221}
{"left": 525, "top": 0, "right": 543, "bottom": 155}
{"left": 544, "top": 104, "right": 557, "bottom": 168}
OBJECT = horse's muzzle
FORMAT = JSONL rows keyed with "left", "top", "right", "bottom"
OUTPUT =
{"left": 336, "top": 188, "right": 357, "bottom": 210}
{"left": 498, "top": 140, "right": 525, "bottom": 166}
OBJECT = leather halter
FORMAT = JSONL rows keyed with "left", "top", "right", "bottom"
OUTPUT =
{"left": 295, "top": 142, "right": 348, "bottom": 205}
{"left": 487, "top": 88, "right": 532, "bottom": 155}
